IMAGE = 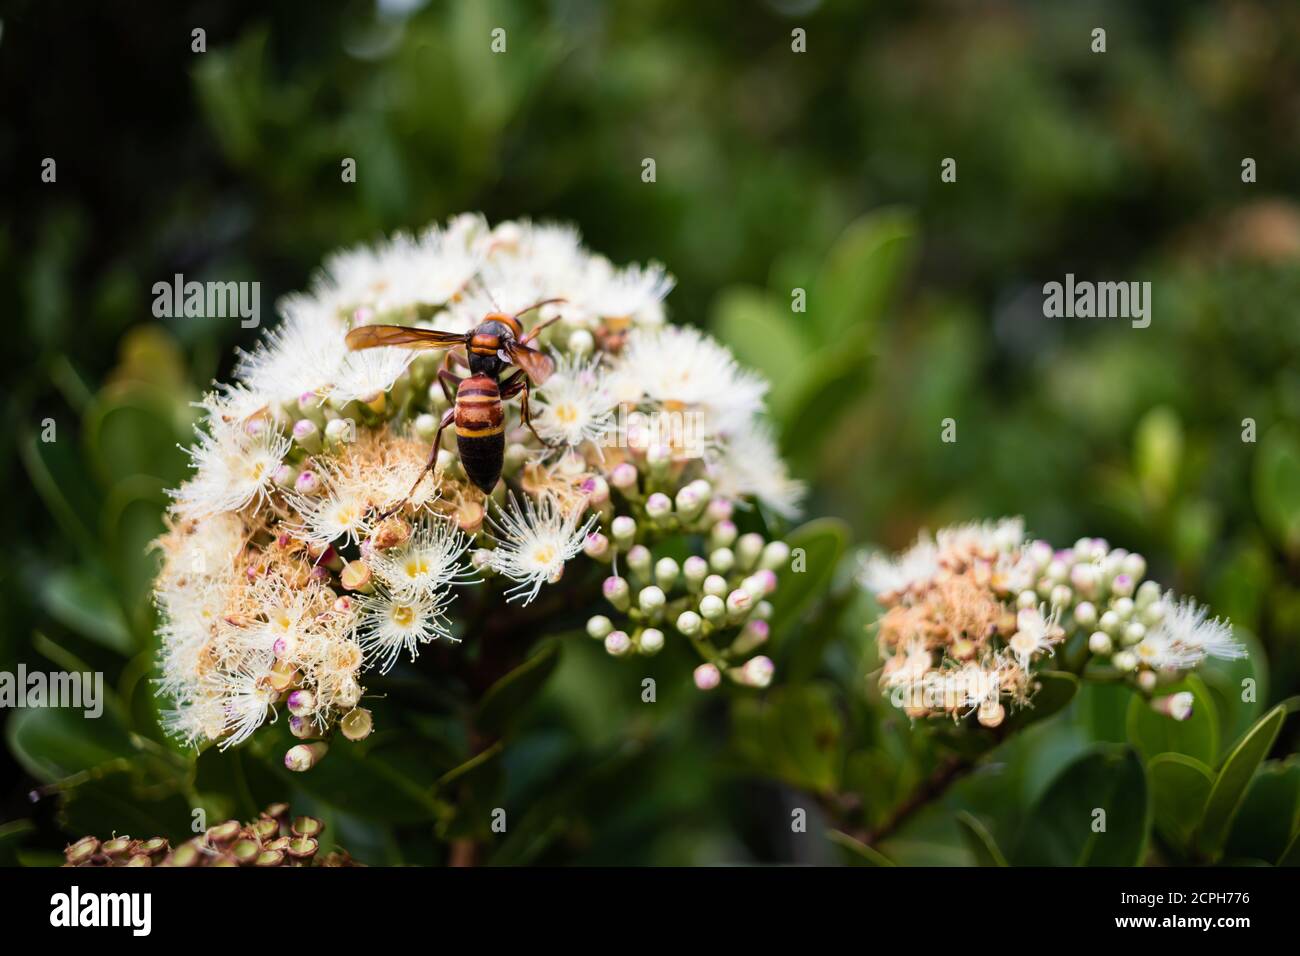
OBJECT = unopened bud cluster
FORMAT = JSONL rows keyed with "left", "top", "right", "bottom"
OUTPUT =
{"left": 63, "top": 805, "right": 360, "bottom": 867}
{"left": 583, "top": 477, "right": 787, "bottom": 690}
{"left": 860, "top": 518, "right": 1245, "bottom": 726}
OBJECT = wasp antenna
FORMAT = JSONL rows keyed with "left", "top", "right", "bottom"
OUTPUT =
{"left": 511, "top": 297, "right": 566, "bottom": 320}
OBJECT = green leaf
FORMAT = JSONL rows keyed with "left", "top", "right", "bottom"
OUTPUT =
{"left": 826, "top": 829, "right": 895, "bottom": 866}
{"left": 813, "top": 208, "right": 916, "bottom": 339}
{"left": 1003, "top": 670, "right": 1079, "bottom": 733}
{"left": 956, "top": 811, "right": 1008, "bottom": 866}
{"left": 732, "top": 683, "right": 843, "bottom": 793}
{"left": 6, "top": 705, "right": 135, "bottom": 783}
{"left": 1254, "top": 426, "right": 1300, "bottom": 555}
{"left": 1126, "top": 675, "right": 1219, "bottom": 766}
{"left": 712, "top": 286, "right": 808, "bottom": 417}
{"left": 1223, "top": 759, "right": 1300, "bottom": 864}
{"left": 1196, "top": 704, "right": 1287, "bottom": 859}
{"left": 0, "top": 820, "right": 34, "bottom": 867}
{"left": 474, "top": 641, "right": 561, "bottom": 740}
{"left": 1134, "top": 406, "right": 1183, "bottom": 506}
{"left": 1013, "top": 746, "right": 1150, "bottom": 866}
{"left": 1148, "top": 753, "right": 1213, "bottom": 857}
{"left": 768, "top": 518, "right": 849, "bottom": 640}
{"left": 40, "top": 566, "right": 134, "bottom": 655}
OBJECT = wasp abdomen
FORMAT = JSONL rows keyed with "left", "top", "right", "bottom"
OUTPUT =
{"left": 455, "top": 374, "right": 505, "bottom": 493}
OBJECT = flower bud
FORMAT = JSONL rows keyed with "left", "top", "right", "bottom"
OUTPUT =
{"left": 604, "top": 630, "right": 632, "bottom": 656}
{"left": 610, "top": 462, "right": 639, "bottom": 497}
{"left": 754, "top": 600, "right": 773, "bottom": 620}
{"left": 504, "top": 443, "right": 530, "bottom": 474}
{"left": 1113, "top": 596, "right": 1135, "bottom": 619}
{"left": 1112, "top": 650, "right": 1138, "bottom": 672}
{"left": 699, "top": 594, "right": 726, "bottom": 622}
{"left": 1135, "top": 579, "right": 1161, "bottom": 607}
{"left": 694, "top": 663, "right": 721, "bottom": 691}
{"left": 627, "top": 544, "right": 652, "bottom": 578}
{"left": 646, "top": 492, "right": 673, "bottom": 520}
{"left": 759, "top": 541, "right": 790, "bottom": 572}
{"left": 1073, "top": 601, "right": 1097, "bottom": 629}
{"left": 1088, "top": 631, "right": 1113, "bottom": 655}
{"left": 1099, "top": 610, "right": 1121, "bottom": 635}
{"left": 583, "top": 532, "right": 611, "bottom": 561}
{"left": 1137, "top": 670, "right": 1158, "bottom": 693}
{"left": 703, "top": 574, "right": 728, "bottom": 598}
{"left": 1151, "top": 691, "right": 1194, "bottom": 722}
{"left": 1123, "top": 622, "right": 1146, "bottom": 646}
{"left": 638, "top": 585, "right": 666, "bottom": 615}
{"left": 587, "top": 615, "right": 613, "bottom": 640}
{"left": 675, "top": 483, "right": 706, "bottom": 519}
{"left": 1049, "top": 584, "right": 1072, "bottom": 608}
{"left": 287, "top": 689, "right": 315, "bottom": 717}
{"left": 705, "top": 497, "right": 732, "bottom": 524}
{"left": 735, "top": 533, "right": 764, "bottom": 570}
{"left": 683, "top": 556, "right": 709, "bottom": 588}
{"left": 1017, "top": 589, "right": 1038, "bottom": 610}
{"left": 638, "top": 628, "right": 665, "bottom": 655}
{"left": 611, "top": 515, "right": 637, "bottom": 547}
{"left": 582, "top": 475, "right": 610, "bottom": 507}
{"left": 284, "top": 742, "right": 328, "bottom": 772}
{"left": 676, "top": 610, "right": 703, "bottom": 636}
{"left": 977, "top": 700, "right": 1005, "bottom": 728}
{"left": 654, "top": 557, "right": 680, "bottom": 591}
{"left": 292, "top": 419, "right": 322, "bottom": 453}
{"left": 568, "top": 328, "right": 595, "bottom": 356}
{"left": 295, "top": 470, "right": 322, "bottom": 496}
{"left": 274, "top": 463, "right": 299, "bottom": 489}
{"left": 710, "top": 520, "right": 738, "bottom": 549}
{"left": 324, "top": 418, "right": 354, "bottom": 449}
{"left": 603, "top": 576, "right": 630, "bottom": 612}
{"left": 1122, "top": 553, "right": 1147, "bottom": 582}
{"left": 726, "top": 589, "right": 753, "bottom": 621}
{"left": 734, "top": 655, "right": 774, "bottom": 688}
{"left": 1140, "top": 600, "right": 1166, "bottom": 627}
{"left": 1111, "top": 574, "right": 1135, "bottom": 598}
{"left": 710, "top": 547, "right": 735, "bottom": 575}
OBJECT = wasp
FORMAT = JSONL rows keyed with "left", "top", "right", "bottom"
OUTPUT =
{"left": 344, "top": 300, "right": 563, "bottom": 512}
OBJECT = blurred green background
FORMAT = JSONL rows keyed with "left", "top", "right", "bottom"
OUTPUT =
{"left": 3, "top": 0, "right": 1299, "bottom": 865}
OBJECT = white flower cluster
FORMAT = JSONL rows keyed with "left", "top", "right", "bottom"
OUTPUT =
{"left": 860, "top": 518, "right": 1245, "bottom": 726}
{"left": 154, "top": 215, "right": 802, "bottom": 767}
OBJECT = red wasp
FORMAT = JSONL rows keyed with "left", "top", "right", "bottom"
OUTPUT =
{"left": 344, "top": 300, "right": 563, "bottom": 511}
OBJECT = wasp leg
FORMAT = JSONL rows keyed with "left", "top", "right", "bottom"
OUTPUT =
{"left": 437, "top": 365, "right": 463, "bottom": 406}
{"left": 502, "top": 370, "right": 558, "bottom": 449}
{"left": 380, "top": 407, "right": 454, "bottom": 519}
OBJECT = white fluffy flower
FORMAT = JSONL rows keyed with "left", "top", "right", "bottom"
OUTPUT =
{"left": 1008, "top": 605, "right": 1064, "bottom": 669}
{"left": 936, "top": 517, "right": 1026, "bottom": 559}
{"left": 706, "top": 419, "right": 804, "bottom": 519}
{"left": 859, "top": 534, "right": 940, "bottom": 598}
{"left": 576, "top": 259, "right": 674, "bottom": 323}
{"left": 289, "top": 482, "right": 372, "bottom": 548}
{"left": 369, "top": 517, "right": 475, "bottom": 598}
{"left": 329, "top": 344, "right": 416, "bottom": 404}
{"left": 235, "top": 294, "right": 348, "bottom": 405}
{"left": 173, "top": 418, "right": 289, "bottom": 518}
{"left": 533, "top": 354, "right": 616, "bottom": 450}
{"left": 1145, "top": 595, "right": 1246, "bottom": 667}
{"left": 314, "top": 227, "right": 481, "bottom": 316}
{"left": 207, "top": 653, "right": 279, "bottom": 749}
{"left": 612, "top": 325, "right": 767, "bottom": 435}
{"left": 355, "top": 587, "right": 456, "bottom": 673}
{"left": 488, "top": 492, "right": 598, "bottom": 606}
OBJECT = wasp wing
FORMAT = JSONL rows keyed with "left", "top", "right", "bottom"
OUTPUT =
{"left": 345, "top": 325, "right": 467, "bottom": 351}
{"left": 503, "top": 340, "right": 556, "bottom": 384}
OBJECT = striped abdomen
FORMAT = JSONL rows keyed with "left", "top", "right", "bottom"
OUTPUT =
{"left": 455, "top": 374, "right": 505, "bottom": 493}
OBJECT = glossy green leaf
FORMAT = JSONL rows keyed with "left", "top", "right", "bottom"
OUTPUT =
{"left": 474, "top": 640, "right": 561, "bottom": 740}
{"left": 1003, "top": 670, "right": 1079, "bottom": 733}
{"left": 1134, "top": 406, "right": 1183, "bottom": 506}
{"left": 1148, "top": 753, "right": 1213, "bottom": 856}
{"left": 1013, "top": 746, "right": 1149, "bottom": 866}
{"left": 1126, "top": 675, "right": 1219, "bottom": 766}
{"left": 712, "top": 286, "right": 809, "bottom": 417}
{"left": 1254, "top": 426, "right": 1300, "bottom": 555}
{"left": 6, "top": 706, "right": 135, "bottom": 783}
{"left": 40, "top": 566, "right": 133, "bottom": 655}
{"left": 1196, "top": 704, "right": 1287, "bottom": 859}
{"left": 826, "top": 829, "right": 895, "bottom": 866}
{"left": 0, "top": 820, "right": 34, "bottom": 867}
{"left": 814, "top": 208, "right": 916, "bottom": 339}
{"left": 767, "top": 517, "right": 849, "bottom": 640}
{"left": 1223, "top": 759, "right": 1300, "bottom": 864}
{"left": 956, "top": 811, "right": 1008, "bottom": 866}
{"left": 732, "top": 683, "right": 843, "bottom": 793}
